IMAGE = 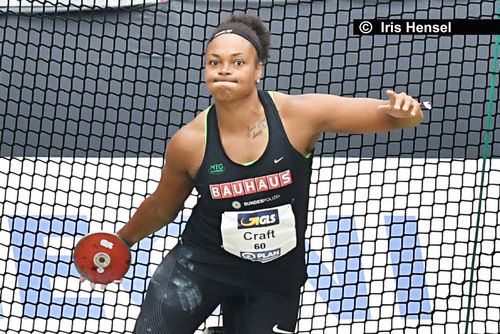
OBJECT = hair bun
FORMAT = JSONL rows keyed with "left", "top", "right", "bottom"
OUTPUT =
{"left": 210, "top": 14, "right": 271, "bottom": 64}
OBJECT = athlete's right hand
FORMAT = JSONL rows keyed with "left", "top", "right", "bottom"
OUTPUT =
{"left": 73, "top": 232, "right": 131, "bottom": 288}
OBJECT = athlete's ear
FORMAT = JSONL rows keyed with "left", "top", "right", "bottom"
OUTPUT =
{"left": 255, "top": 61, "right": 263, "bottom": 84}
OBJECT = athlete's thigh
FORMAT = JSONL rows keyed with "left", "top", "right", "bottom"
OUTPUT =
{"left": 134, "top": 245, "right": 224, "bottom": 334}
{"left": 222, "top": 288, "right": 300, "bottom": 334}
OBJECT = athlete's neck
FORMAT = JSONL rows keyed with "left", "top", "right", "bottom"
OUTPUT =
{"left": 214, "top": 90, "right": 265, "bottom": 134}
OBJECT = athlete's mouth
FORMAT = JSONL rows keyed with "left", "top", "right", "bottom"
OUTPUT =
{"left": 214, "top": 79, "right": 237, "bottom": 83}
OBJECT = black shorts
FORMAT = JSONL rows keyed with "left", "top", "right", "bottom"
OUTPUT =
{"left": 133, "top": 243, "right": 300, "bottom": 334}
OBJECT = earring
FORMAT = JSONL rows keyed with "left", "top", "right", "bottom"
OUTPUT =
{"left": 256, "top": 79, "right": 260, "bottom": 84}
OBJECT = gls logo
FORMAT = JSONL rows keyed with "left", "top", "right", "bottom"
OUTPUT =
{"left": 238, "top": 209, "right": 279, "bottom": 229}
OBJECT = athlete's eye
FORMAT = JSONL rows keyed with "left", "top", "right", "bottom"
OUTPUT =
{"left": 234, "top": 60, "right": 244, "bottom": 66}
{"left": 208, "top": 60, "right": 219, "bottom": 66}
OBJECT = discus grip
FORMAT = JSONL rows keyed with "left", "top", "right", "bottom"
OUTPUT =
{"left": 74, "top": 232, "right": 131, "bottom": 284}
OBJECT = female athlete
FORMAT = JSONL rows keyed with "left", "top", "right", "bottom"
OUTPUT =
{"left": 96, "top": 14, "right": 423, "bottom": 334}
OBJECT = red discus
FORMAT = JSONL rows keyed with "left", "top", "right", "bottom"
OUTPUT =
{"left": 74, "top": 232, "right": 131, "bottom": 284}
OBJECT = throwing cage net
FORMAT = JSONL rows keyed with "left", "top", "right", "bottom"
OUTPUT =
{"left": 0, "top": 1, "right": 499, "bottom": 333}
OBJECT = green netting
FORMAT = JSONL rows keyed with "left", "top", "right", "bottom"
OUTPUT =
{"left": 0, "top": 1, "right": 499, "bottom": 333}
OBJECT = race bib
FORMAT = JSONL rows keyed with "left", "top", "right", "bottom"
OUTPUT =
{"left": 220, "top": 204, "right": 297, "bottom": 263}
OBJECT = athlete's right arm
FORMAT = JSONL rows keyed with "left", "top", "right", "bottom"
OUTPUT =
{"left": 116, "top": 130, "right": 196, "bottom": 247}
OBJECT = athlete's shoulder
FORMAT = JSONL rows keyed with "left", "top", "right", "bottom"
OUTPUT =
{"left": 266, "top": 90, "right": 304, "bottom": 116}
{"left": 173, "top": 109, "right": 206, "bottom": 144}
{"left": 266, "top": 90, "right": 305, "bottom": 120}
{"left": 267, "top": 90, "right": 341, "bottom": 118}
{"left": 266, "top": 90, "right": 288, "bottom": 110}
{"left": 265, "top": 91, "right": 323, "bottom": 154}
{"left": 166, "top": 108, "right": 209, "bottom": 178}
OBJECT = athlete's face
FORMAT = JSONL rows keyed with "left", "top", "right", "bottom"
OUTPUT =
{"left": 205, "top": 34, "right": 263, "bottom": 101}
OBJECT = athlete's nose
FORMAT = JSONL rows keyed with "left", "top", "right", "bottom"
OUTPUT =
{"left": 218, "top": 63, "right": 231, "bottom": 75}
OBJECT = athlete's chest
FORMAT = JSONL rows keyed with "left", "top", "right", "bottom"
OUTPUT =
{"left": 217, "top": 116, "right": 270, "bottom": 165}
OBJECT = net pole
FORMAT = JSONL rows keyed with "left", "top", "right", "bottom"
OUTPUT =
{"left": 464, "top": 1, "right": 500, "bottom": 333}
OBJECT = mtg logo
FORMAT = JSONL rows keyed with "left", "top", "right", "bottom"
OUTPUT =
{"left": 237, "top": 209, "right": 279, "bottom": 229}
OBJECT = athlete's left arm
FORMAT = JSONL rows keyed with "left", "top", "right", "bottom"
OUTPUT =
{"left": 279, "top": 90, "right": 424, "bottom": 135}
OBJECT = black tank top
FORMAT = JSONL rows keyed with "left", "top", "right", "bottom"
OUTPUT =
{"left": 180, "top": 90, "right": 313, "bottom": 291}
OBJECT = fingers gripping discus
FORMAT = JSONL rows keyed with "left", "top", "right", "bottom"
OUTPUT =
{"left": 74, "top": 232, "right": 131, "bottom": 284}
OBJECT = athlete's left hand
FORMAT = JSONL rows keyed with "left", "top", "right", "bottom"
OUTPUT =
{"left": 377, "top": 90, "right": 421, "bottom": 118}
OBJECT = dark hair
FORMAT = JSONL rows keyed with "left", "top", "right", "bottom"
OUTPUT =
{"left": 208, "top": 14, "right": 271, "bottom": 64}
